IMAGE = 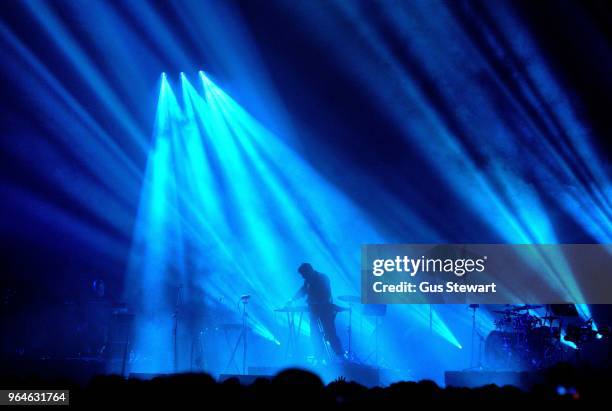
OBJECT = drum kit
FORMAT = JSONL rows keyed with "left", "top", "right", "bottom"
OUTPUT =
{"left": 485, "top": 304, "right": 568, "bottom": 370}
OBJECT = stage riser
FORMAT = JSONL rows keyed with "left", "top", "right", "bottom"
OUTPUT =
{"left": 445, "top": 371, "right": 544, "bottom": 390}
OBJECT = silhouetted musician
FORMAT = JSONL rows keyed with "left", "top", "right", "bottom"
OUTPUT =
{"left": 290, "top": 263, "right": 343, "bottom": 359}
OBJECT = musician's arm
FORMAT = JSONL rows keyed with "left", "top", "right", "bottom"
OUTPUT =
{"left": 291, "top": 284, "right": 306, "bottom": 302}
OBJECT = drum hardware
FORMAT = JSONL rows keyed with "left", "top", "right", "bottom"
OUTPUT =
{"left": 564, "top": 319, "right": 602, "bottom": 347}
{"left": 506, "top": 304, "right": 543, "bottom": 312}
{"left": 486, "top": 305, "right": 560, "bottom": 370}
{"left": 485, "top": 305, "right": 610, "bottom": 370}
{"left": 467, "top": 304, "right": 485, "bottom": 370}
{"left": 540, "top": 315, "right": 560, "bottom": 324}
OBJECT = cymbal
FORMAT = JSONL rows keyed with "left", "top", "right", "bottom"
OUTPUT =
{"left": 338, "top": 295, "right": 361, "bottom": 303}
{"left": 493, "top": 310, "right": 517, "bottom": 315}
{"left": 492, "top": 310, "right": 531, "bottom": 316}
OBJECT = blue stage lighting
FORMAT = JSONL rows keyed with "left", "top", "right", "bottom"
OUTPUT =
{"left": 123, "top": 72, "right": 466, "bottom": 377}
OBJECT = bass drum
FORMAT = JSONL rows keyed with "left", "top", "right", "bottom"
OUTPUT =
{"left": 485, "top": 330, "right": 563, "bottom": 370}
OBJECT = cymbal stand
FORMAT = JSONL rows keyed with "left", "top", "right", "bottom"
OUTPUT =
{"left": 467, "top": 304, "right": 484, "bottom": 370}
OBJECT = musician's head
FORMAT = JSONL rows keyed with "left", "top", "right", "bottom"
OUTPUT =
{"left": 298, "top": 263, "right": 315, "bottom": 279}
